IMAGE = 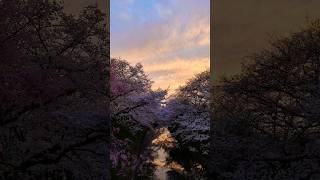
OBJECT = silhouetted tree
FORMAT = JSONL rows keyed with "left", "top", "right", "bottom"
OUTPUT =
{"left": 211, "top": 20, "right": 320, "bottom": 179}
{"left": 0, "top": 0, "right": 109, "bottom": 179}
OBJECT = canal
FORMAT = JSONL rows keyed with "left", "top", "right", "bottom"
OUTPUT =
{"left": 148, "top": 128, "right": 184, "bottom": 180}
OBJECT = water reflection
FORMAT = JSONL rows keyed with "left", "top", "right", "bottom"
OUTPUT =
{"left": 149, "top": 128, "right": 184, "bottom": 180}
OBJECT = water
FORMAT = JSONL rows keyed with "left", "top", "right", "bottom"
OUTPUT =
{"left": 153, "top": 147, "right": 171, "bottom": 180}
{"left": 149, "top": 128, "right": 184, "bottom": 180}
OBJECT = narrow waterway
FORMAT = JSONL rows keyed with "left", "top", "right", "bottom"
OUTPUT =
{"left": 149, "top": 128, "right": 184, "bottom": 180}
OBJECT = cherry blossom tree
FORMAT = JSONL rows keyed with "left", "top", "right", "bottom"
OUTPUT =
{"left": 210, "top": 20, "right": 320, "bottom": 179}
{"left": 110, "top": 58, "right": 166, "bottom": 179}
{"left": 0, "top": 1, "right": 109, "bottom": 179}
{"left": 164, "top": 71, "right": 210, "bottom": 176}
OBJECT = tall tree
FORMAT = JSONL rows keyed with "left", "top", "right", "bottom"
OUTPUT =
{"left": 165, "top": 71, "right": 210, "bottom": 176}
{"left": 110, "top": 58, "right": 166, "bottom": 179}
{"left": 0, "top": 1, "right": 109, "bottom": 179}
{"left": 211, "top": 20, "right": 320, "bottom": 179}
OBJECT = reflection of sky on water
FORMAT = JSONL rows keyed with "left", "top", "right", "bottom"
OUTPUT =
{"left": 151, "top": 128, "right": 184, "bottom": 180}
{"left": 153, "top": 147, "right": 170, "bottom": 180}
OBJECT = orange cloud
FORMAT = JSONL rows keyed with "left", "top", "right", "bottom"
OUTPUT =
{"left": 111, "top": 0, "right": 210, "bottom": 93}
{"left": 145, "top": 58, "right": 209, "bottom": 93}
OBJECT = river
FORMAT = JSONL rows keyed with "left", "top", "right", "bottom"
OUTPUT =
{"left": 148, "top": 128, "right": 184, "bottom": 180}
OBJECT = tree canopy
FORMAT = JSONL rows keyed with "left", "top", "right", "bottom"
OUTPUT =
{"left": 0, "top": 1, "right": 109, "bottom": 179}
{"left": 165, "top": 71, "right": 210, "bottom": 177}
{"left": 210, "top": 20, "right": 320, "bottom": 179}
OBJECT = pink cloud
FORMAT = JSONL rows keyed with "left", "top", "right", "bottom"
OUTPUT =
{"left": 111, "top": 0, "right": 210, "bottom": 93}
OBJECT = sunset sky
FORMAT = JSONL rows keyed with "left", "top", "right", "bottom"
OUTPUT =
{"left": 110, "top": 0, "right": 210, "bottom": 93}
{"left": 63, "top": 0, "right": 320, "bottom": 87}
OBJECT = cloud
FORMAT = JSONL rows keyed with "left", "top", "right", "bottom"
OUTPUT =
{"left": 111, "top": 16, "right": 210, "bottom": 64}
{"left": 122, "top": 0, "right": 135, "bottom": 4}
{"left": 111, "top": 0, "right": 210, "bottom": 93}
{"left": 154, "top": 2, "right": 173, "bottom": 18}
{"left": 145, "top": 58, "right": 209, "bottom": 93}
{"left": 117, "top": 11, "right": 132, "bottom": 20}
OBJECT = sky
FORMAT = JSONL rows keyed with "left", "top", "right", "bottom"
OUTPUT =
{"left": 212, "top": 0, "right": 320, "bottom": 82}
{"left": 61, "top": 0, "right": 320, "bottom": 87}
{"left": 110, "top": 0, "right": 210, "bottom": 93}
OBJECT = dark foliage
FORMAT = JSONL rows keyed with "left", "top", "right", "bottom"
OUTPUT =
{"left": 210, "top": 20, "right": 320, "bottom": 179}
{"left": 0, "top": 1, "right": 109, "bottom": 179}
